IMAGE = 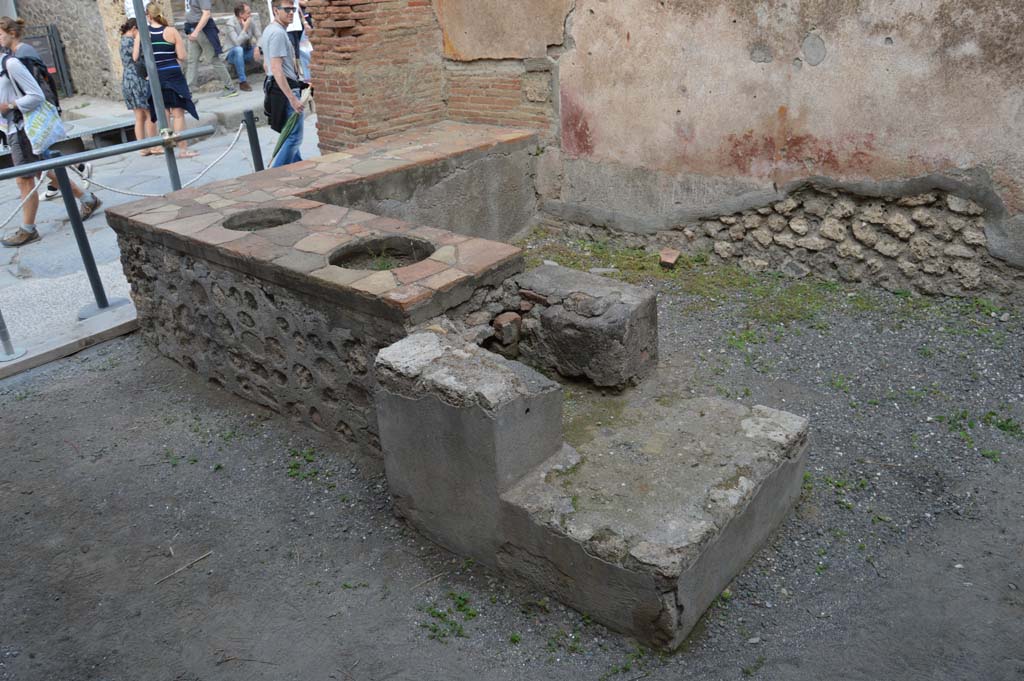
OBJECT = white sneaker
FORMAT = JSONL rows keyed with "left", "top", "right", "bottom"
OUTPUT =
{"left": 41, "top": 185, "right": 59, "bottom": 200}
{"left": 77, "top": 163, "right": 92, "bottom": 190}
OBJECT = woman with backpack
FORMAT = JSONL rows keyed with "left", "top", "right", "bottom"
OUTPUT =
{"left": 0, "top": 17, "right": 92, "bottom": 204}
{"left": 133, "top": 4, "right": 199, "bottom": 159}
{"left": 0, "top": 16, "right": 100, "bottom": 248}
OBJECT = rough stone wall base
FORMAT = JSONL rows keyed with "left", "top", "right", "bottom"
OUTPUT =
{"left": 118, "top": 233, "right": 408, "bottom": 455}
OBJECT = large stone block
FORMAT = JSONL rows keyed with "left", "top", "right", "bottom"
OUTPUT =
{"left": 514, "top": 265, "right": 657, "bottom": 388}
{"left": 375, "top": 333, "right": 563, "bottom": 565}
{"left": 498, "top": 398, "right": 809, "bottom": 649}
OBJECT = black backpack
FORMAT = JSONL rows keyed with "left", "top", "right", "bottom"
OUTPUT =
{"left": 1, "top": 53, "right": 62, "bottom": 116}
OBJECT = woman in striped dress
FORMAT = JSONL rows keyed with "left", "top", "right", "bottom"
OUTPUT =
{"left": 133, "top": 3, "right": 199, "bottom": 158}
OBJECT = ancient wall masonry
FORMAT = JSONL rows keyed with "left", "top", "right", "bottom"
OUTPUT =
{"left": 107, "top": 123, "right": 533, "bottom": 455}
{"left": 307, "top": 0, "right": 447, "bottom": 151}
{"left": 118, "top": 233, "right": 400, "bottom": 452}
{"left": 309, "top": 0, "right": 563, "bottom": 150}
{"left": 415, "top": 264, "right": 658, "bottom": 390}
{"left": 504, "top": 265, "right": 657, "bottom": 389}
{"left": 690, "top": 187, "right": 1024, "bottom": 297}
{"left": 18, "top": 0, "right": 123, "bottom": 100}
{"left": 110, "top": 119, "right": 813, "bottom": 650}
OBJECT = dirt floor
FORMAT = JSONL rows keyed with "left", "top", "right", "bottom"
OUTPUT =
{"left": 2, "top": 249, "right": 1023, "bottom": 681}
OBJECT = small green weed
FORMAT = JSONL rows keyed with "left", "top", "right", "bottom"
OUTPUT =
{"left": 421, "top": 592, "right": 479, "bottom": 642}
{"left": 830, "top": 374, "right": 851, "bottom": 393}
{"left": 727, "top": 329, "right": 765, "bottom": 351}
{"left": 341, "top": 581, "right": 369, "bottom": 590}
{"left": 287, "top": 447, "right": 319, "bottom": 479}
{"left": 547, "top": 628, "right": 584, "bottom": 654}
{"left": 742, "top": 655, "right": 767, "bottom": 677}
{"left": 971, "top": 297, "right": 1002, "bottom": 316}
{"left": 600, "top": 647, "right": 648, "bottom": 680}
{"left": 982, "top": 410, "right": 1022, "bottom": 438}
{"left": 980, "top": 449, "right": 1001, "bottom": 463}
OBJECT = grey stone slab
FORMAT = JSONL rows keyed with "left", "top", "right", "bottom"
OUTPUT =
{"left": 376, "top": 333, "right": 563, "bottom": 565}
{"left": 497, "top": 397, "right": 809, "bottom": 649}
{"left": 514, "top": 265, "right": 658, "bottom": 388}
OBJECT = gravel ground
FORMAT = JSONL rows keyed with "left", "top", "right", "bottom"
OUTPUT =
{"left": 2, "top": 237, "right": 1022, "bottom": 681}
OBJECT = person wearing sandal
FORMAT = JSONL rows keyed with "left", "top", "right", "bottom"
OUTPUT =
{"left": 135, "top": 3, "right": 200, "bottom": 160}
{"left": 120, "top": 18, "right": 158, "bottom": 157}
{"left": 0, "top": 17, "right": 100, "bottom": 248}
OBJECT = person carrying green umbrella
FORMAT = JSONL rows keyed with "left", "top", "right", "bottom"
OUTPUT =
{"left": 259, "top": 2, "right": 308, "bottom": 167}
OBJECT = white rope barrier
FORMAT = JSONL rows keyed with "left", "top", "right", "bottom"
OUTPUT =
{"left": 67, "top": 122, "right": 252, "bottom": 199}
{"left": 3, "top": 122, "right": 258, "bottom": 234}
{"left": 0, "top": 174, "right": 52, "bottom": 229}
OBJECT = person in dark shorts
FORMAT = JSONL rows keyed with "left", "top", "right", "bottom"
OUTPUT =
{"left": 134, "top": 3, "right": 200, "bottom": 158}
{"left": 0, "top": 16, "right": 100, "bottom": 248}
{"left": 0, "top": 17, "right": 93, "bottom": 204}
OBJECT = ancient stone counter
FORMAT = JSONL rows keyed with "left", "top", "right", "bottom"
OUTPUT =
{"left": 106, "top": 122, "right": 536, "bottom": 453}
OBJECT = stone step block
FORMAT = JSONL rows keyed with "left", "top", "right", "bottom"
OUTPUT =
{"left": 375, "top": 332, "right": 564, "bottom": 565}
{"left": 497, "top": 397, "right": 809, "bottom": 649}
{"left": 514, "top": 265, "right": 657, "bottom": 389}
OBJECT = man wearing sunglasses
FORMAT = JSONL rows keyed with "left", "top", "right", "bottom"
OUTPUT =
{"left": 259, "top": 2, "right": 308, "bottom": 166}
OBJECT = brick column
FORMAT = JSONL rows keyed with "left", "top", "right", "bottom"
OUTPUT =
{"left": 307, "top": 0, "right": 446, "bottom": 152}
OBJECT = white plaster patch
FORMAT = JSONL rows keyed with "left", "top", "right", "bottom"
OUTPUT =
{"left": 946, "top": 41, "right": 981, "bottom": 59}
{"left": 375, "top": 333, "right": 444, "bottom": 378}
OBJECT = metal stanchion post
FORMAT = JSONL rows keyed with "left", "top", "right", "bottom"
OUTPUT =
{"left": 50, "top": 155, "right": 130, "bottom": 320}
{"left": 243, "top": 110, "right": 264, "bottom": 171}
{"left": 0, "top": 306, "right": 25, "bottom": 361}
{"left": 133, "top": 0, "right": 182, "bottom": 190}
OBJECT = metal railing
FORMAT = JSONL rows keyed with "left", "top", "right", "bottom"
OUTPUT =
{"left": 0, "top": 0, "right": 272, "bottom": 364}
{"left": 0, "top": 125, "right": 216, "bottom": 325}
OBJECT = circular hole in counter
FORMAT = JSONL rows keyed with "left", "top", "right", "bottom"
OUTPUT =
{"left": 329, "top": 235, "right": 436, "bottom": 271}
{"left": 223, "top": 207, "right": 302, "bottom": 232}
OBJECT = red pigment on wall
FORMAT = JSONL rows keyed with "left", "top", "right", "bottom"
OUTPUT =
{"left": 560, "top": 92, "right": 595, "bottom": 157}
{"left": 717, "top": 107, "right": 888, "bottom": 181}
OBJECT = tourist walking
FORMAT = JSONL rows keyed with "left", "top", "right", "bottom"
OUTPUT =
{"left": 183, "top": 0, "right": 238, "bottom": 98}
{"left": 0, "top": 16, "right": 100, "bottom": 248}
{"left": 120, "top": 18, "right": 158, "bottom": 156}
{"left": 0, "top": 19, "right": 91, "bottom": 201}
{"left": 260, "top": 2, "right": 307, "bottom": 167}
{"left": 224, "top": 3, "right": 262, "bottom": 92}
{"left": 135, "top": 3, "right": 200, "bottom": 158}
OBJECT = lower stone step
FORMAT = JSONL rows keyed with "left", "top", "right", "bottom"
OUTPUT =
{"left": 497, "top": 397, "right": 808, "bottom": 649}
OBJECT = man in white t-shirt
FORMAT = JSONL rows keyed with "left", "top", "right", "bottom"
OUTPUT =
{"left": 260, "top": 2, "right": 305, "bottom": 166}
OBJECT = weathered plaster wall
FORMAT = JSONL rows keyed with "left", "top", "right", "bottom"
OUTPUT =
{"left": 433, "top": 0, "right": 573, "bottom": 61}
{"left": 546, "top": 0, "right": 1024, "bottom": 266}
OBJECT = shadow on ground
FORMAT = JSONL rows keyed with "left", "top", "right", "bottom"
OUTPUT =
{"left": 2, "top": 260, "right": 1023, "bottom": 680}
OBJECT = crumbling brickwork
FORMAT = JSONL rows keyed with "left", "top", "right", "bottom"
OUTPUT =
{"left": 445, "top": 63, "right": 556, "bottom": 138}
{"left": 307, "top": 0, "right": 446, "bottom": 151}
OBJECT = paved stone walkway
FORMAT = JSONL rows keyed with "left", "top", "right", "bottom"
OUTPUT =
{"left": 0, "top": 108, "right": 321, "bottom": 351}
